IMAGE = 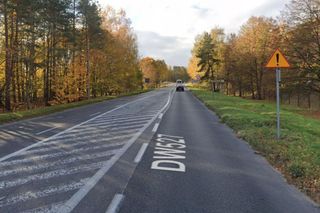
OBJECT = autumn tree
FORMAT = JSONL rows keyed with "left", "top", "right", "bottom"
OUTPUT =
{"left": 281, "top": 0, "right": 320, "bottom": 96}
{"left": 0, "top": 2, "right": 144, "bottom": 111}
{"left": 196, "top": 32, "right": 220, "bottom": 83}
{"left": 236, "top": 17, "right": 279, "bottom": 99}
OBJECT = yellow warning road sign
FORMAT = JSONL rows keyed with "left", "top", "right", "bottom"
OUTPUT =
{"left": 265, "top": 48, "right": 290, "bottom": 68}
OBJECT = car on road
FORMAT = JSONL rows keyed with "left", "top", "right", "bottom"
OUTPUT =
{"left": 176, "top": 79, "right": 184, "bottom": 92}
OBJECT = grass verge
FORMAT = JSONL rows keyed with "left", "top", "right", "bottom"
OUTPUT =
{"left": 190, "top": 87, "right": 320, "bottom": 204}
{"left": 0, "top": 90, "right": 151, "bottom": 125}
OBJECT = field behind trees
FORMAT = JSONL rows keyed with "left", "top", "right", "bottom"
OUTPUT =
{"left": 188, "top": 0, "right": 320, "bottom": 110}
{"left": 0, "top": 0, "right": 145, "bottom": 112}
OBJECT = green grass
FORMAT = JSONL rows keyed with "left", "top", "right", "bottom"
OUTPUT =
{"left": 0, "top": 90, "right": 151, "bottom": 125}
{"left": 190, "top": 87, "right": 320, "bottom": 204}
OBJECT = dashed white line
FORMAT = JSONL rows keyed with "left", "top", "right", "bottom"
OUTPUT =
{"left": 158, "top": 113, "right": 163, "bottom": 119}
{"left": 90, "top": 112, "right": 101, "bottom": 117}
{"left": 105, "top": 194, "right": 125, "bottom": 213}
{"left": 134, "top": 143, "right": 148, "bottom": 163}
{"left": 152, "top": 123, "right": 160, "bottom": 133}
{"left": 36, "top": 127, "right": 58, "bottom": 136}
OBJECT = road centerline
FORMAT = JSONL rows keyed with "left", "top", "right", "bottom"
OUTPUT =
{"left": 134, "top": 143, "right": 149, "bottom": 163}
{"left": 152, "top": 123, "right": 160, "bottom": 133}
{"left": 105, "top": 194, "right": 125, "bottom": 213}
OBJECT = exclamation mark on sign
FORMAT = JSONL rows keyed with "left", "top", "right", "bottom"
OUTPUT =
{"left": 276, "top": 53, "right": 279, "bottom": 67}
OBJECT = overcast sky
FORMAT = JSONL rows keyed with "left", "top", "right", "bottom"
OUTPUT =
{"left": 99, "top": 0, "right": 290, "bottom": 67}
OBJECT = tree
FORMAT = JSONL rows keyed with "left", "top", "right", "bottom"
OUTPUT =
{"left": 0, "top": 3, "right": 148, "bottom": 112}
{"left": 3, "top": 0, "right": 11, "bottom": 111}
{"left": 281, "top": 0, "right": 320, "bottom": 94}
{"left": 196, "top": 32, "right": 220, "bottom": 83}
{"left": 236, "top": 17, "right": 279, "bottom": 99}
{"left": 78, "top": 0, "right": 102, "bottom": 99}
{"left": 172, "top": 66, "right": 190, "bottom": 82}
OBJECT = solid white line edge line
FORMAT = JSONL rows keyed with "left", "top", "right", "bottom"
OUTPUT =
{"left": 105, "top": 194, "right": 125, "bottom": 213}
{"left": 57, "top": 90, "right": 172, "bottom": 213}
{"left": 0, "top": 94, "right": 154, "bottom": 163}
{"left": 134, "top": 143, "right": 149, "bottom": 163}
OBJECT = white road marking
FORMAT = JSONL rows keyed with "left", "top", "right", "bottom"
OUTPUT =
{"left": 152, "top": 123, "right": 160, "bottom": 133}
{"left": 41, "top": 130, "right": 137, "bottom": 146}
{"left": 91, "top": 115, "right": 153, "bottom": 124}
{"left": 90, "top": 112, "right": 101, "bottom": 117}
{"left": 81, "top": 118, "right": 150, "bottom": 129}
{"left": 151, "top": 134, "right": 186, "bottom": 172}
{"left": 0, "top": 162, "right": 104, "bottom": 190}
{"left": 51, "top": 126, "right": 140, "bottom": 140}
{"left": 23, "top": 140, "right": 124, "bottom": 157}
{"left": 57, "top": 91, "right": 172, "bottom": 213}
{"left": 89, "top": 116, "right": 152, "bottom": 125}
{"left": 158, "top": 113, "right": 163, "bottom": 119}
{"left": 0, "top": 144, "right": 122, "bottom": 168}
{"left": 87, "top": 115, "right": 154, "bottom": 125}
{"left": 31, "top": 134, "right": 133, "bottom": 151}
{"left": 21, "top": 202, "right": 65, "bottom": 213}
{"left": 134, "top": 143, "right": 148, "bottom": 163}
{"left": 72, "top": 121, "right": 147, "bottom": 134}
{"left": 0, "top": 91, "right": 171, "bottom": 211}
{"left": 0, "top": 178, "right": 89, "bottom": 207}
{"left": 105, "top": 194, "right": 125, "bottom": 213}
{"left": 36, "top": 127, "right": 58, "bottom": 136}
{"left": 0, "top": 94, "right": 155, "bottom": 163}
{"left": 0, "top": 151, "right": 115, "bottom": 178}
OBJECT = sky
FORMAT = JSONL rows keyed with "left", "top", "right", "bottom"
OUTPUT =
{"left": 99, "top": 0, "right": 291, "bottom": 67}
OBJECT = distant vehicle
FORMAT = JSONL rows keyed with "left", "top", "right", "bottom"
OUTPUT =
{"left": 176, "top": 79, "right": 184, "bottom": 92}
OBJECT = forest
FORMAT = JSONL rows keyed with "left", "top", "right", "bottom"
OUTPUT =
{"left": 139, "top": 57, "right": 189, "bottom": 88}
{"left": 188, "top": 0, "right": 320, "bottom": 109}
{"left": 0, "top": 0, "right": 149, "bottom": 112}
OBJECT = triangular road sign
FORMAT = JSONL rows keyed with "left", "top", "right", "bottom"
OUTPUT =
{"left": 265, "top": 48, "right": 290, "bottom": 68}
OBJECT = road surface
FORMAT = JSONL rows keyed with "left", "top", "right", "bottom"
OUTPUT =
{"left": 0, "top": 88, "right": 318, "bottom": 213}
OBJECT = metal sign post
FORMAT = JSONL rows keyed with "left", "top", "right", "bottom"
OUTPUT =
{"left": 276, "top": 68, "right": 281, "bottom": 140}
{"left": 265, "top": 48, "right": 290, "bottom": 141}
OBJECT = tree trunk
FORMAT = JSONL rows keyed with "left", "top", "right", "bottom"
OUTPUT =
{"left": 27, "top": 20, "right": 36, "bottom": 109}
{"left": 11, "top": 11, "right": 17, "bottom": 104}
{"left": 308, "top": 92, "right": 311, "bottom": 109}
{"left": 4, "top": 0, "right": 12, "bottom": 111}
{"left": 85, "top": 23, "right": 90, "bottom": 99}
{"left": 250, "top": 74, "right": 255, "bottom": 99}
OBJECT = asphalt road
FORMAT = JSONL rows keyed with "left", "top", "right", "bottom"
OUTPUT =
{"left": 119, "top": 90, "right": 319, "bottom": 213}
{"left": 0, "top": 87, "right": 318, "bottom": 213}
{"left": 0, "top": 88, "right": 172, "bottom": 212}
